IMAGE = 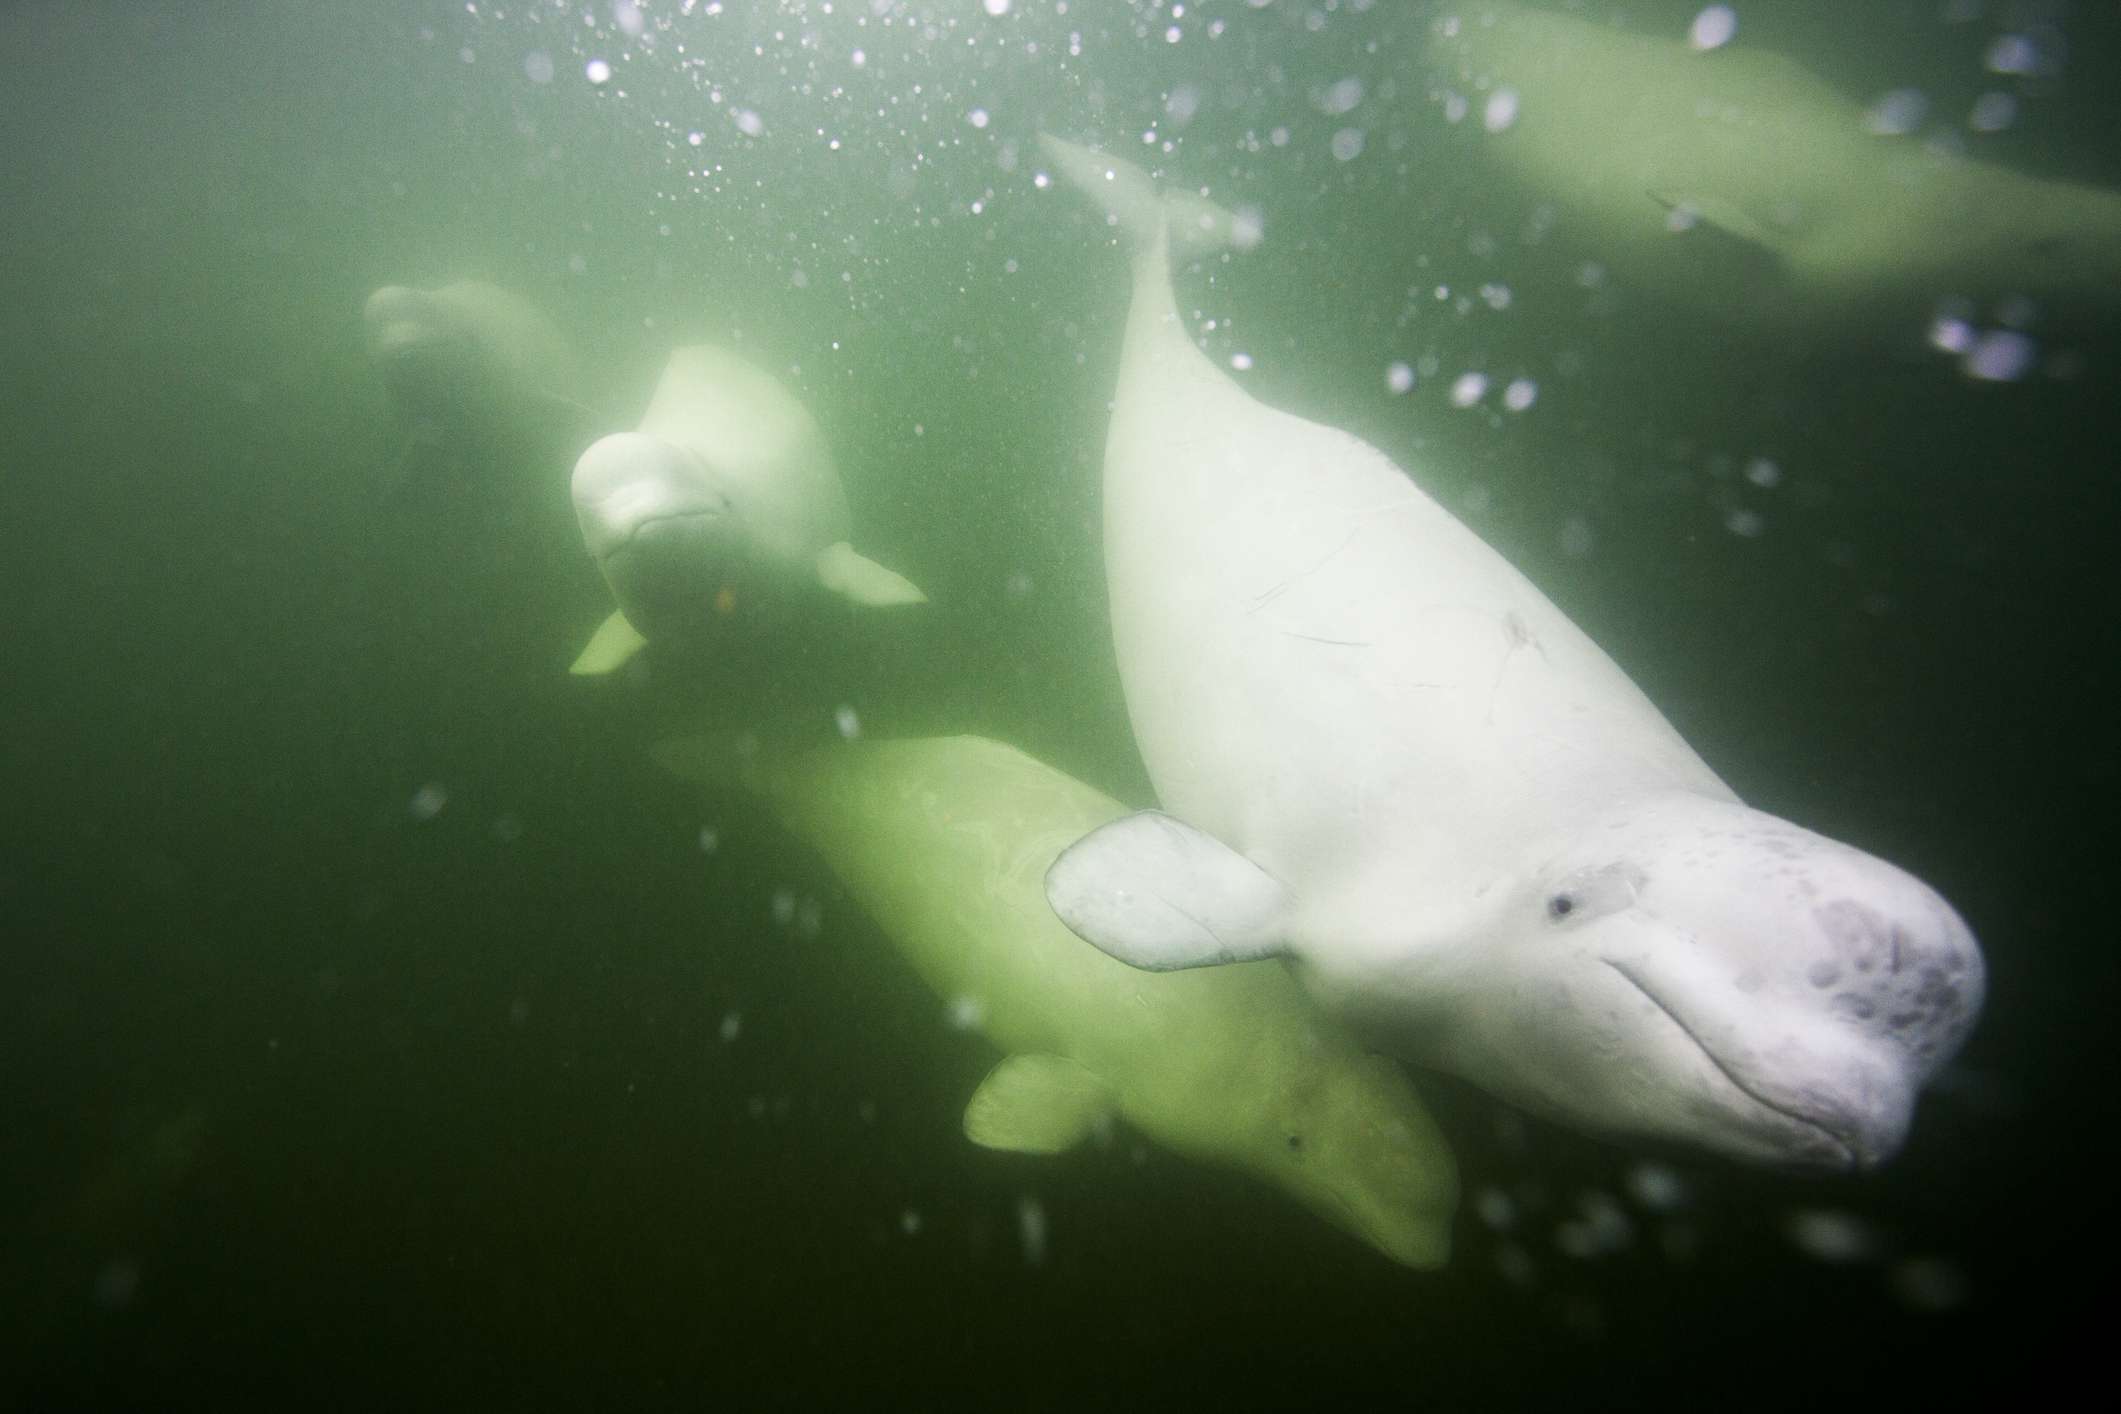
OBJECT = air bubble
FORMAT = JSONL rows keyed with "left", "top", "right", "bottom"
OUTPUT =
{"left": 1863, "top": 88, "right": 1928, "bottom": 136}
{"left": 1688, "top": 6, "right": 1737, "bottom": 51}
{"left": 1963, "top": 329, "right": 2035, "bottom": 382}
{"left": 1318, "top": 76, "right": 1365, "bottom": 115}
{"left": 1483, "top": 88, "right": 1520, "bottom": 133}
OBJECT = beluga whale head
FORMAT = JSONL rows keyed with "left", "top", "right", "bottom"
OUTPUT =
{"left": 564, "top": 344, "right": 926, "bottom": 677}
{"left": 361, "top": 281, "right": 577, "bottom": 427}
{"left": 363, "top": 285, "right": 470, "bottom": 411}
{"left": 572, "top": 429, "right": 747, "bottom": 644}
{"left": 1387, "top": 794, "right": 1983, "bottom": 1171}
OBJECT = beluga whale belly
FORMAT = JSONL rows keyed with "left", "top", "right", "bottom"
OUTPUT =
{"left": 568, "top": 344, "right": 926, "bottom": 675}
{"left": 652, "top": 733, "right": 1456, "bottom": 1267}
{"left": 1036, "top": 135, "right": 1984, "bottom": 1171}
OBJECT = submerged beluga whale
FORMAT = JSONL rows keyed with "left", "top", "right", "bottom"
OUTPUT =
{"left": 362, "top": 280, "right": 595, "bottom": 470}
{"left": 1426, "top": 1, "right": 2121, "bottom": 338}
{"left": 1036, "top": 135, "right": 1984, "bottom": 1171}
{"left": 568, "top": 344, "right": 926, "bottom": 675}
{"left": 653, "top": 732, "right": 1457, "bottom": 1266}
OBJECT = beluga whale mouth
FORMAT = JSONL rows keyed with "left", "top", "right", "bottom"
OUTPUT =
{"left": 603, "top": 502, "right": 733, "bottom": 559}
{"left": 1604, "top": 959, "right": 1862, "bottom": 1170}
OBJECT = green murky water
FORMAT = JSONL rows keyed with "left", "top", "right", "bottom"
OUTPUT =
{"left": 2, "top": 1, "right": 2110, "bottom": 1405}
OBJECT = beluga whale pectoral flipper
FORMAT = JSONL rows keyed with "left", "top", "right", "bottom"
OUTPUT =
{"left": 1036, "top": 134, "right": 1985, "bottom": 1171}
{"left": 568, "top": 344, "right": 926, "bottom": 676}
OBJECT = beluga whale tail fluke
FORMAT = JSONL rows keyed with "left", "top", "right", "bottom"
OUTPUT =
{"left": 1037, "top": 134, "right": 1984, "bottom": 1172}
{"left": 1037, "top": 135, "right": 1262, "bottom": 264}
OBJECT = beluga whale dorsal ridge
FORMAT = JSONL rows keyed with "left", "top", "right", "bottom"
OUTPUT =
{"left": 651, "top": 731, "right": 1457, "bottom": 1267}
{"left": 568, "top": 344, "right": 926, "bottom": 675}
{"left": 1035, "top": 134, "right": 1984, "bottom": 1170}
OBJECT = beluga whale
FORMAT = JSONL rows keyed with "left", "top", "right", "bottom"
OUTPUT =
{"left": 1425, "top": 1, "right": 2121, "bottom": 341}
{"left": 652, "top": 731, "right": 1457, "bottom": 1267}
{"left": 568, "top": 344, "right": 927, "bottom": 676}
{"left": 1035, "top": 135, "right": 1985, "bottom": 1171}
{"left": 362, "top": 280, "right": 596, "bottom": 476}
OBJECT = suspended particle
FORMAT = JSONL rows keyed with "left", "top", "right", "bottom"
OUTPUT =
{"left": 1017, "top": 1195, "right": 1049, "bottom": 1266}
{"left": 1968, "top": 91, "right": 2017, "bottom": 132}
{"left": 409, "top": 783, "right": 449, "bottom": 821}
{"left": 1784, "top": 1208, "right": 1881, "bottom": 1263}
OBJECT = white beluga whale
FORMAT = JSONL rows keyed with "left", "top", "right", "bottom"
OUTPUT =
{"left": 1425, "top": 1, "right": 2121, "bottom": 340}
{"left": 568, "top": 344, "right": 926, "bottom": 675}
{"left": 362, "top": 280, "right": 592, "bottom": 449}
{"left": 1035, "top": 135, "right": 1984, "bottom": 1171}
{"left": 652, "top": 732, "right": 1457, "bottom": 1266}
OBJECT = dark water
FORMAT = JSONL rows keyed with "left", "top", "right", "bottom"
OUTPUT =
{"left": 2, "top": 1, "right": 2111, "bottom": 1406}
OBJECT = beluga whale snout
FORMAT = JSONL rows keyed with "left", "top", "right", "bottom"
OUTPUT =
{"left": 1033, "top": 133, "right": 1986, "bottom": 1170}
{"left": 566, "top": 344, "right": 926, "bottom": 676}
{"left": 1420, "top": 794, "right": 1983, "bottom": 1171}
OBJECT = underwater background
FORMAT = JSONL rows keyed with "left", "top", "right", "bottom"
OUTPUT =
{"left": 2, "top": 0, "right": 2113, "bottom": 1406}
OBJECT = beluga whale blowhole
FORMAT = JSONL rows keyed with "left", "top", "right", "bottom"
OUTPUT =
{"left": 1035, "top": 135, "right": 1984, "bottom": 1172}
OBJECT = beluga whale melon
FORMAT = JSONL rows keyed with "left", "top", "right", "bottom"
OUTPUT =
{"left": 568, "top": 344, "right": 926, "bottom": 676}
{"left": 1035, "top": 134, "right": 1984, "bottom": 1171}
{"left": 653, "top": 731, "right": 1457, "bottom": 1267}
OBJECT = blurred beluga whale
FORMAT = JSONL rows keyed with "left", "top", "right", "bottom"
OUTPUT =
{"left": 1035, "top": 135, "right": 1984, "bottom": 1171}
{"left": 362, "top": 279, "right": 598, "bottom": 482}
{"left": 1425, "top": 1, "right": 2121, "bottom": 343}
{"left": 568, "top": 344, "right": 926, "bottom": 676}
{"left": 653, "top": 732, "right": 1457, "bottom": 1267}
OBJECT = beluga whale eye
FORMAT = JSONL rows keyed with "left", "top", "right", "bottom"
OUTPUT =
{"left": 1543, "top": 863, "right": 1642, "bottom": 929}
